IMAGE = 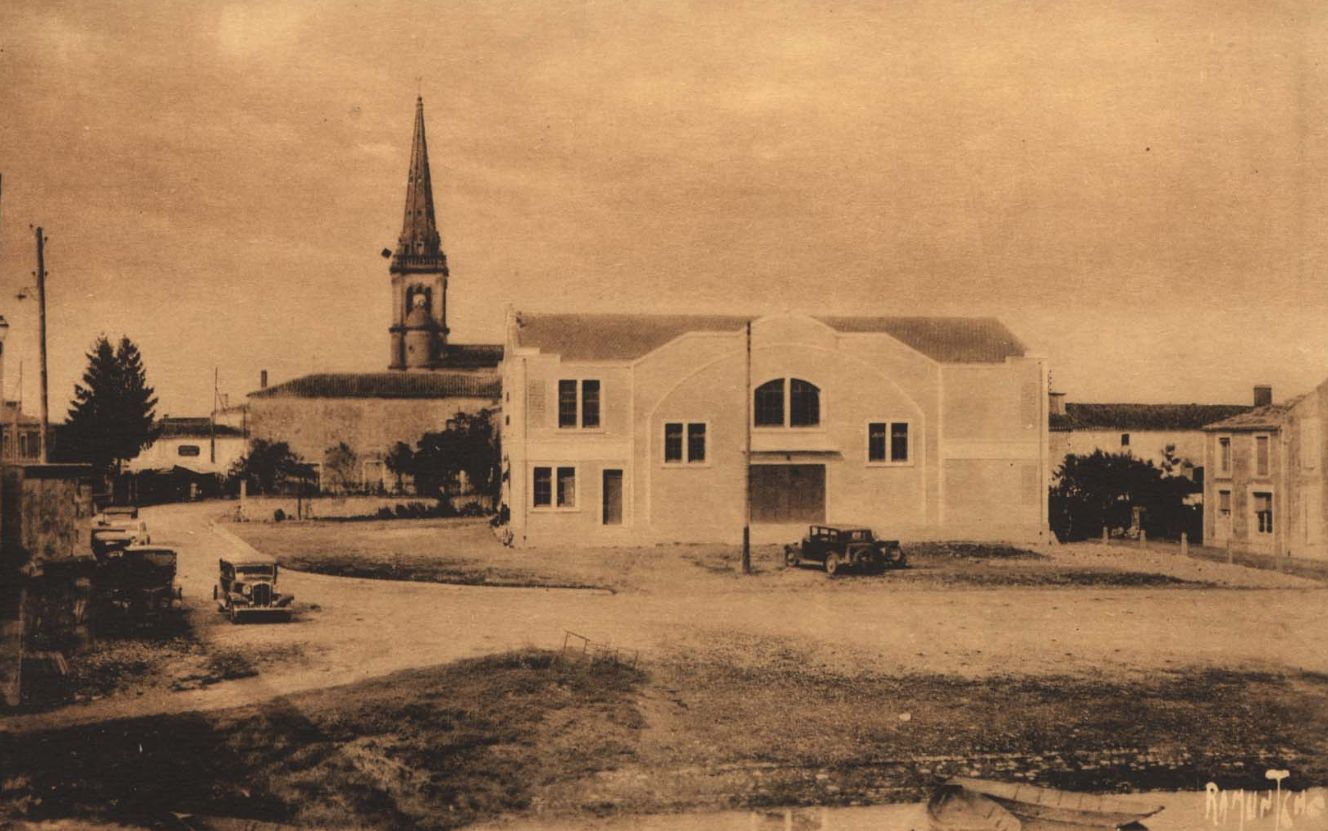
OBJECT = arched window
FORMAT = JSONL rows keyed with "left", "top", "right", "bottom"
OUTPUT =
{"left": 790, "top": 379, "right": 820, "bottom": 427}
{"left": 754, "top": 380, "right": 784, "bottom": 427}
{"left": 754, "top": 378, "right": 821, "bottom": 428}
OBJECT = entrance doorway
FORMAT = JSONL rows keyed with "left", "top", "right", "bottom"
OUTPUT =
{"left": 602, "top": 469, "right": 624, "bottom": 525}
{"left": 749, "top": 464, "right": 825, "bottom": 523}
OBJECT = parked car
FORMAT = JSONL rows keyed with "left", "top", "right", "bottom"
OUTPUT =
{"left": 214, "top": 554, "right": 294, "bottom": 622}
{"left": 91, "top": 505, "right": 150, "bottom": 558}
{"left": 96, "top": 545, "right": 182, "bottom": 619}
{"left": 784, "top": 525, "right": 906, "bottom": 575}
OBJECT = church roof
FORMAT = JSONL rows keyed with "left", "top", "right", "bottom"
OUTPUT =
{"left": 512, "top": 313, "right": 1027, "bottom": 364}
{"left": 250, "top": 372, "right": 500, "bottom": 401}
{"left": 390, "top": 96, "right": 448, "bottom": 276}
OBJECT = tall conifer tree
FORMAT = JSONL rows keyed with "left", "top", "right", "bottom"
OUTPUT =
{"left": 61, "top": 335, "right": 159, "bottom": 473}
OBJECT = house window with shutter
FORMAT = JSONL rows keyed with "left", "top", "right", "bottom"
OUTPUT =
{"left": 1256, "top": 435, "right": 1270, "bottom": 476}
{"left": 1254, "top": 491, "right": 1273, "bottom": 534}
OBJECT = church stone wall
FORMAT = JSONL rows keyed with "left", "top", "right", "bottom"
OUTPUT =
{"left": 247, "top": 394, "right": 498, "bottom": 471}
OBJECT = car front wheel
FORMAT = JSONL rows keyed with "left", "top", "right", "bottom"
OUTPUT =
{"left": 784, "top": 546, "right": 800, "bottom": 567}
{"left": 824, "top": 553, "right": 841, "bottom": 576}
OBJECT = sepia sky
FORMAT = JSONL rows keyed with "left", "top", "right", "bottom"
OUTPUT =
{"left": 0, "top": 0, "right": 1325, "bottom": 416}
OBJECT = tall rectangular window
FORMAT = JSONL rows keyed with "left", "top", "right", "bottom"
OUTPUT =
{"left": 1254, "top": 492, "right": 1273, "bottom": 534}
{"left": 868, "top": 423, "right": 887, "bottom": 462}
{"left": 891, "top": 423, "right": 910, "bottom": 462}
{"left": 581, "top": 380, "right": 601, "bottom": 428}
{"left": 687, "top": 423, "right": 707, "bottom": 463}
{"left": 558, "top": 380, "right": 578, "bottom": 428}
{"left": 556, "top": 467, "right": 576, "bottom": 508}
{"left": 1218, "top": 489, "right": 1231, "bottom": 516}
{"left": 1256, "top": 435, "right": 1270, "bottom": 476}
{"left": 1120, "top": 433, "right": 1130, "bottom": 448}
{"left": 533, "top": 467, "right": 552, "bottom": 507}
{"left": 1218, "top": 437, "right": 1231, "bottom": 474}
{"left": 664, "top": 423, "right": 684, "bottom": 462}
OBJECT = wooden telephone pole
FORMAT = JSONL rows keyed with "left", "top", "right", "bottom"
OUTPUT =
{"left": 34, "top": 227, "right": 48, "bottom": 463}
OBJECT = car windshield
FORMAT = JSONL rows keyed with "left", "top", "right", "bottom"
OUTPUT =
{"left": 236, "top": 565, "right": 275, "bottom": 576}
{"left": 846, "top": 530, "right": 872, "bottom": 541}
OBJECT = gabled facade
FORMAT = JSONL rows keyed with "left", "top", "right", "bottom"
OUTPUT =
{"left": 1204, "top": 382, "right": 1328, "bottom": 560}
{"left": 500, "top": 311, "right": 1050, "bottom": 547}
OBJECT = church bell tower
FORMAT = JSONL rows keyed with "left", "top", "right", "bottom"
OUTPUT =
{"left": 388, "top": 96, "right": 449, "bottom": 370}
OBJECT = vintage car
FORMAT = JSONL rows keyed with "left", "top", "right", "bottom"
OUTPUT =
{"left": 91, "top": 505, "right": 150, "bottom": 558}
{"left": 97, "top": 545, "right": 182, "bottom": 619}
{"left": 784, "top": 525, "right": 906, "bottom": 575}
{"left": 214, "top": 554, "right": 294, "bottom": 622}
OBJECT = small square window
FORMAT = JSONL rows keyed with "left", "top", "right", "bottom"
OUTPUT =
{"left": 1121, "top": 433, "right": 1130, "bottom": 447}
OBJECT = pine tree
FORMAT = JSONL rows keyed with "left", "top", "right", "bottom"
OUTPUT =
{"left": 60, "top": 335, "right": 159, "bottom": 473}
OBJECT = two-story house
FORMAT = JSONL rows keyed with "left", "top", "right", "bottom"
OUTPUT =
{"left": 1204, "top": 380, "right": 1328, "bottom": 560}
{"left": 499, "top": 310, "right": 1050, "bottom": 547}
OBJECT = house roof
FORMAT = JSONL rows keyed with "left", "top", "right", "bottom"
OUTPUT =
{"left": 1202, "top": 397, "right": 1304, "bottom": 431}
{"left": 249, "top": 372, "right": 500, "bottom": 400}
{"left": 157, "top": 417, "right": 245, "bottom": 439}
{"left": 512, "top": 313, "right": 1026, "bottom": 364}
{"left": 1050, "top": 403, "right": 1253, "bottom": 432}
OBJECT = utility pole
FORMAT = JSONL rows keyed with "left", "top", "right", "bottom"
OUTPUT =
{"left": 210, "top": 367, "right": 218, "bottom": 465}
{"left": 34, "top": 227, "right": 48, "bottom": 464}
{"left": 742, "top": 320, "right": 752, "bottom": 574}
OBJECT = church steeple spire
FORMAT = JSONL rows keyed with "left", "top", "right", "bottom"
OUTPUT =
{"left": 391, "top": 96, "right": 448, "bottom": 275}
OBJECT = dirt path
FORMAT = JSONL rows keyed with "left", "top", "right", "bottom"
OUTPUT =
{"left": 5, "top": 503, "right": 1328, "bottom": 733}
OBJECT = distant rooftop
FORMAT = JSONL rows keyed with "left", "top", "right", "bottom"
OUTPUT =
{"left": 1050, "top": 403, "right": 1253, "bottom": 432}
{"left": 250, "top": 372, "right": 500, "bottom": 400}
{"left": 1202, "top": 396, "right": 1306, "bottom": 431}
{"left": 513, "top": 313, "right": 1027, "bottom": 364}
{"left": 157, "top": 417, "right": 244, "bottom": 439}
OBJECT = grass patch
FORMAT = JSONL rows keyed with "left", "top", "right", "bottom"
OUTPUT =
{"left": 1, "top": 650, "right": 645, "bottom": 830}
{"left": 8, "top": 643, "right": 1326, "bottom": 826}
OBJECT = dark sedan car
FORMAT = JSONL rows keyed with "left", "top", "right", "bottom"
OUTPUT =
{"left": 784, "top": 525, "right": 906, "bottom": 575}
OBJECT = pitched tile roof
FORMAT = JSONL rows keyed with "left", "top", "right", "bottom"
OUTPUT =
{"left": 1202, "top": 396, "right": 1305, "bottom": 431}
{"left": 1050, "top": 403, "right": 1253, "bottom": 432}
{"left": 513, "top": 313, "right": 1026, "bottom": 364}
{"left": 250, "top": 372, "right": 500, "bottom": 400}
{"left": 157, "top": 417, "right": 244, "bottom": 438}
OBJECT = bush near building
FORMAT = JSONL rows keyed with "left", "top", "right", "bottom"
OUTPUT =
{"left": 1050, "top": 450, "right": 1198, "bottom": 542}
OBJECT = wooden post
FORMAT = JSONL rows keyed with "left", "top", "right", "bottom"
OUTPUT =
{"left": 1138, "top": 528, "right": 1147, "bottom": 549}
{"left": 741, "top": 320, "right": 752, "bottom": 575}
{"left": 1101, "top": 526, "right": 1109, "bottom": 545}
{"left": 1180, "top": 532, "right": 1189, "bottom": 557}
